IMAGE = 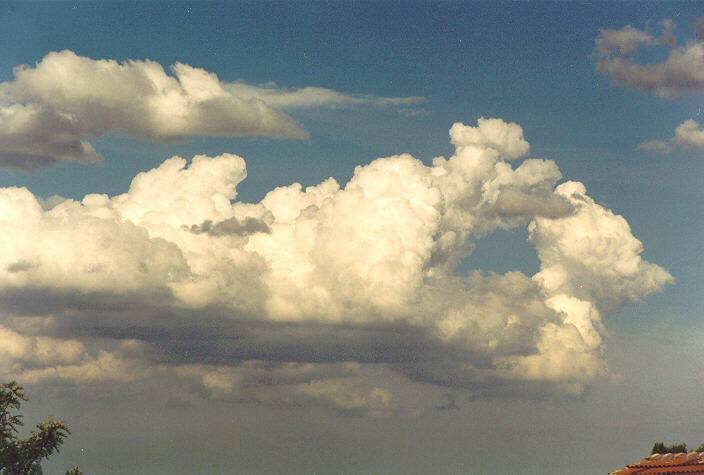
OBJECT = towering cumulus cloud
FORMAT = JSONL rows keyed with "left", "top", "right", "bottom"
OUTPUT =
{"left": 0, "top": 118, "right": 671, "bottom": 412}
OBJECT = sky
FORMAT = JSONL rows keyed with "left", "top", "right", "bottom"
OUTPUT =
{"left": 0, "top": 1, "right": 702, "bottom": 474}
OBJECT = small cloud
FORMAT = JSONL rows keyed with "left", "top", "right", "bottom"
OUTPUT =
{"left": 638, "top": 139, "right": 672, "bottom": 155}
{"left": 594, "top": 24, "right": 659, "bottom": 57}
{"left": 187, "top": 217, "right": 271, "bottom": 237}
{"left": 672, "top": 118, "right": 704, "bottom": 149}
{"left": 494, "top": 188, "right": 574, "bottom": 219}
{"left": 639, "top": 119, "right": 704, "bottom": 154}
{"left": 594, "top": 19, "right": 704, "bottom": 98}
{"left": 6, "top": 259, "right": 37, "bottom": 273}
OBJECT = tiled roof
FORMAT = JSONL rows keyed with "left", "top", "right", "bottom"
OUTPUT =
{"left": 610, "top": 452, "right": 704, "bottom": 474}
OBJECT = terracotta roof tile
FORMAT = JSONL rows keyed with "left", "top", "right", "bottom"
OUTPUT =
{"left": 610, "top": 452, "right": 704, "bottom": 474}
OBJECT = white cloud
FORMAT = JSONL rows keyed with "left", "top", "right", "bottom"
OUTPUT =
{"left": 528, "top": 180, "right": 673, "bottom": 326}
{"left": 10, "top": 50, "right": 307, "bottom": 140}
{"left": 595, "top": 19, "right": 704, "bottom": 98}
{"left": 638, "top": 139, "right": 672, "bottom": 155}
{"left": 0, "top": 118, "right": 672, "bottom": 405}
{"left": 449, "top": 118, "right": 530, "bottom": 159}
{"left": 0, "top": 51, "right": 424, "bottom": 171}
{"left": 595, "top": 24, "right": 661, "bottom": 56}
{"left": 639, "top": 118, "right": 704, "bottom": 154}
{"left": 672, "top": 118, "right": 704, "bottom": 148}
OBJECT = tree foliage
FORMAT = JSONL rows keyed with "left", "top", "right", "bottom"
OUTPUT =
{"left": 651, "top": 441, "right": 689, "bottom": 454}
{"left": 0, "top": 381, "right": 76, "bottom": 475}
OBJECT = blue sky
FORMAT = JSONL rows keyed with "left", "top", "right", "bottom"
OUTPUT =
{"left": 0, "top": 2, "right": 702, "bottom": 474}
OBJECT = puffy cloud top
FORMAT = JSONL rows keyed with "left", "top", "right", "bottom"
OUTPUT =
{"left": 449, "top": 118, "right": 530, "bottom": 160}
{"left": 672, "top": 119, "right": 704, "bottom": 149}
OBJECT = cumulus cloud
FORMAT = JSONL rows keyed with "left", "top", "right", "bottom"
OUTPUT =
{"left": 595, "top": 18, "right": 704, "bottom": 98}
{"left": 0, "top": 118, "right": 672, "bottom": 410}
{"left": 639, "top": 118, "right": 704, "bottom": 154}
{"left": 449, "top": 118, "right": 529, "bottom": 159}
{"left": 0, "top": 50, "right": 422, "bottom": 171}
{"left": 672, "top": 118, "right": 704, "bottom": 148}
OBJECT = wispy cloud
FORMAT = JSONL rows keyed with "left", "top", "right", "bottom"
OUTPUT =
{"left": 224, "top": 81, "right": 426, "bottom": 110}
{"left": 0, "top": 118, "right": 671, "bottom": 410}
{"left": 594, "top": 18, "right": 704, "bottom": 98}
{"left": 639, "top": 118, "right": 704, "bottom": 154}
